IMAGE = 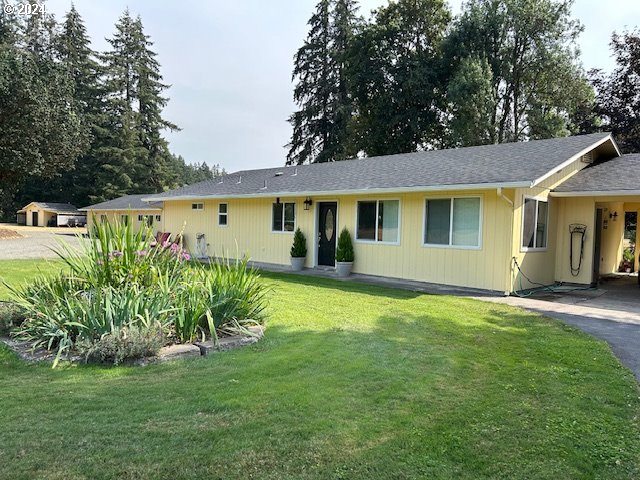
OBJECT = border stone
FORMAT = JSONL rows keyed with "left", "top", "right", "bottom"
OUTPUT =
{"left": 195, "top": 326, "right": 264, "bottom": 355}
{"left": 155, "top": 343, "right": 201, "bottom": 362}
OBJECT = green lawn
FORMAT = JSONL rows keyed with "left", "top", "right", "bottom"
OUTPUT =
{"left": 0, "top": 259, "right": 639, "bottom": 479}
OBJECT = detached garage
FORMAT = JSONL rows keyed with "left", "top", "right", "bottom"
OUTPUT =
{"left": 16, "top": 202, "right": 87, "bottom": 227}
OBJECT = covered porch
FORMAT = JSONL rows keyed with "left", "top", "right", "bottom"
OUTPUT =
{"left": 551, "top": 153, "right": 640, "bottom": 287}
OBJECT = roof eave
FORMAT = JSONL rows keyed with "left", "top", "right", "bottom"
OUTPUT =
{"left": 80, "top": 207, "right": 162, "bottom": 212}
{"left": 530, "top": 134, "right": 620, "bottom": 188}
{"left": 550, "top": 190, "right": 640, "bottom": 197}
{"left": 143, "top": 181, "right": 532, "bottom": 202}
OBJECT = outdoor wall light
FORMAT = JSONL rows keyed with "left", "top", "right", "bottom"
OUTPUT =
{"left": 304, "top": 197, "right": 313, "bottom": 210}
{"left": 610, "top": 211, "right": 618, "bottom": 220}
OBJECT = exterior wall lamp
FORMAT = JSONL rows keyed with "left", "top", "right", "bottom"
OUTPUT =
{"left": 610, "top": 211, "right": 618, "bottom": 221}
{"left": 303, "top": 197, "right": 313, "bottom": 210}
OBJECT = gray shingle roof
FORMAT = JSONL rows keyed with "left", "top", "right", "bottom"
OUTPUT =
{"left": 80, "top": 194, "right": 162, "bottom": 211}
{"left": 554, "top": 154, "right": 640, "bottom": 193}
{"left": 145, "top": 133, "right": 616, "bottom": 201}
{"left": 18, "top": 202, "right": 81, "bottom": 214}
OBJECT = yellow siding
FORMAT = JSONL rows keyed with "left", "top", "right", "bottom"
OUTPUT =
{"left": 163, "top": 191, "right": 514, "bottom": 292}
{"left": 86, "top": 210, "right": 163, "bottom": 233}
{"left": 597, "top": 201, "right": 625, "bottom": 274}
{"left": 554, "top": 197, "right": 595, "bottom": 285}
{"left": 536, "top": 154, "right": 592, "bottom": 190}
{"left": 509, "top": 187, "right": 558, "bottom": 291}
{"left": 23, "top": 206, "right": 55, "bottom": 227}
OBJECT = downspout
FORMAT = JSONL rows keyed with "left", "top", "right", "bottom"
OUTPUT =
{"left": 497, "top": 188, "right": 514, "bottom": 296}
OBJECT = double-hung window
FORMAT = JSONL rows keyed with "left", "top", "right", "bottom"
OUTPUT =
{"left": 272, "top": 202, "right": 295, "bottom": 232}
{"left": 522, "top": 197, "right": 548, "bottom": 250}
{"left": 424, "top": 197, "right": 481, "bottom": 247}
{"left": 218, "top": 203, "right": 228, "bottom": 226}
{"left": 356, "top": 200, "right": 400, "bottom": 243}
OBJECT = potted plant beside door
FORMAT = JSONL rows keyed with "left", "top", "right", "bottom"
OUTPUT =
{"left": 335, "top": 227, "right": 354, "bottom": 277}
{"left": 290, "top": 227, "right": 307, "bottom": 271}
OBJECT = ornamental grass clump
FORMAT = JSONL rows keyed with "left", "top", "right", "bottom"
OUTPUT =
{"left": 9, "top": 217, "right": 268, "bottom": 367}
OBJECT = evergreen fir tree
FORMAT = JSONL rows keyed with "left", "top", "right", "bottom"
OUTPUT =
{"left": 286, "top": 0, "right": 359, "bottom": 165}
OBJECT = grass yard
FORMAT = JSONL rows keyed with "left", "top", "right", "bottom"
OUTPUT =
{"left": 0, "top": 259, "right": 639, "bottom": 479}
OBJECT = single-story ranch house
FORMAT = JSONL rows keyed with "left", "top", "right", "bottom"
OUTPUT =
{"left": 17, "top": 202, "right": 86, "bottom": 227}
{"left": 143, "top": 132, "right": 637, "bottom": 294}
{"left": 81, "top": 194, "right": 163, "bottom": 232}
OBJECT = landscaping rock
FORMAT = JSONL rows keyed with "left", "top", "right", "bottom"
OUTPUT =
{"left": 195, "top": 326, "right": 264, "bottom": 355}
{"left": 155, "top": 343, "right": 201, "bottom": 362}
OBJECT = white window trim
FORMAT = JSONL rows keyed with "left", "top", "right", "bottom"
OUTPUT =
{"left": 155, "top": 214, "right": 161, "bottom": 222}
{"left": 520, "top": 196, "right": 549, "bottom": 252}
{"left": 271, "top": 201, "right": 296, "bottom": 234}
{"left": 192, "top": 203, "right": 204, "bottom": 211}
{"left": 422, "top": 195, "right": 483, "bottom": 250}
{"left": 218, "top": 203, "right": 228, "bottom": 227}
{"left": 354, "top": 199, "right": 401, "bottom": 246}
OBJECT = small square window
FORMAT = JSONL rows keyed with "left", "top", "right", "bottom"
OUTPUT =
{"left": 155, "top": 215, "right": 161, "bottom": 222}
{"left": 120, "top": 215, "right": 129, "bottom": 226}
{"left": 192, "top": 203, "right": 204, "bottom": 211}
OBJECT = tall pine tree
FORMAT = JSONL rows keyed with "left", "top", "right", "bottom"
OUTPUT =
{"left": 286, "top": 0, "right": 359, "bottom": 165}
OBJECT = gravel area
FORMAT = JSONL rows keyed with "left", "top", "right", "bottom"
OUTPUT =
{"left": 0, "top": 228, "right": 87, "bottom": 259}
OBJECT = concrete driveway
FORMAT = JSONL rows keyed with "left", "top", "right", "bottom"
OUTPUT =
{"left": 0, "top": 224, "right": 87, "bottom": 260}
{"left": 479, "top": 276, "right": 640, "bottom": 381}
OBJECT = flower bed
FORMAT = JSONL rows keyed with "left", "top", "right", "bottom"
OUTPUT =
{"left": 5, "top": 219, "right": 267, "bottom": 366}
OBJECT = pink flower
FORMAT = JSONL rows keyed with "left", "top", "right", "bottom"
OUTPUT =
{"left": 136, "top": 250, "right": 147, "bottom": 257}
{"left": 162, "top": 241, "right": 171, "bottom": 249}
{"left": 182, "top": 252, "right": 191, "bottom": 261}
{"left": 112, "top": 251, "right": 123, "bottom": 258}
{"left": 150, "top": 240, "right": 158, "bottom": 247}
{"left": 170, "top": 243, "right": 180, "bottom": 254}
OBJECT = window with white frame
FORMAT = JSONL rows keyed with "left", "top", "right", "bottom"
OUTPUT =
{"left": 272, "top": 202, "right": 295, "bottom": 232}
{"left": 192, "top": 203, "right": 204, "bottom": 211}
{"left": 155, "top": 214, "right": 161, "bottom": 222}
{"left": 138, "top": 214, "right": 153, "bottom": 226}
{"left": 218, "top": 203, "right": 228, "bottom": 226}
{"left": 356, "top": 200, "right": 400, "bottom": 243}
{"left": 522, "top": 197, "right": 548, "bottom": 249}
{"left": 424, "top": 197, "right": 481, "bottom": 247}
{"left": 120, "top": 214, "right": 129, "bottom": 226}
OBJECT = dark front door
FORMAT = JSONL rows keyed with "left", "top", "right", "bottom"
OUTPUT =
{"left": 32, "top": 211, "right": 38, "bottom": 227}
{"left": 593, "top": 208, "right": 603, "bottom": 284}
{"left": 318, "top": 202, "right": 337, "bottom": 267}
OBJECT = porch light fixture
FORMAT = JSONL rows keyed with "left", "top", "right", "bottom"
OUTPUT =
{"left": 610, "top": 211, "right": 618, "bottom": 220}
{"left": 304, "top": 197, "right": 313, "bottom": 210}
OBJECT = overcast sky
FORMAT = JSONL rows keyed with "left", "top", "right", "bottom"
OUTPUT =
{"left": 46, "top": 0, "right": 640, "bottom": 173}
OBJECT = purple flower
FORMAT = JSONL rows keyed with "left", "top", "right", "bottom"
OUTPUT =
{"left": 182, "top": 252, "right": 191, "bottom": 261}
{"left": 170, "top": 243, "right": 180, "bottom": 254}
{"left": 162, "top": 241, "right": 171, "bottom": 249}
{"left": 136, "top": 250, "right": 147, "bottom": 257}
{"left": 112, "top": 251, "right": 124, "bottom": 258}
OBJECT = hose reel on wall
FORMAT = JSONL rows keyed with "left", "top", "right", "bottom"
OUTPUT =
{"left": 569, "top": 224, "right": 587, "bottom": 276}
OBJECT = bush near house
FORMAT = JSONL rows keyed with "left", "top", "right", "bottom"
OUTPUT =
{"left": 290, "top": 227, "right": 307, "bottom": 258}
{"left": 336, "top": 227, "right": 354, "bottom": 262}
{"left": 7, "top": 219, "right": 267, "bottom": 366}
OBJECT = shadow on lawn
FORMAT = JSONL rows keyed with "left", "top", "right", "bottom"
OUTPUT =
{"left": 259, "top": 270, "right": 425, "bottom": 300}
{"left": 1, "top": 308, "right": 637, "bottom": 480}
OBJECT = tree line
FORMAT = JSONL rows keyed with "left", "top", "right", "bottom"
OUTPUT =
{"left": 287, "top": 0, "right": 640, "bottom": 165}
{"left": 0, "top": 2, "right": 221, "bottom": 220}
